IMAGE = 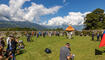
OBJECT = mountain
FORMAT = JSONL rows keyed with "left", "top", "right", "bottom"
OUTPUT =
{"left": 0, "top": 20, "right": 84, "bottom": 31}
{"left": 0, "top": 20, "right": 46, "bottom": 30}
{"left": 44, "top": 24, "right": 84, "bottom": 31}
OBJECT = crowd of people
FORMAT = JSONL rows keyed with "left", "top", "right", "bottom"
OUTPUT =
{"left": 30, "top": 31, "right": 62, "bottom": 37}
{"left": 1, "top": 31, "right": 103, "bottom": 60}
{"left": 25, "top": 31, "right": 74, "bottom": 42}
{"left": 25, "top": 31, "right": 62, "bottom": 42}
{"left": 0, "top": 35, "right": 25, "bottom": 60}
{"left": 0, "top": 31, "right": 73, "bottom": 60}
{"left": 1, "top": 31, "right": 96, "bottom": 60}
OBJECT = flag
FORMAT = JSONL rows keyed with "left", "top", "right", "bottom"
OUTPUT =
{"left": 99, "top": 31, "right": 105, "bottom": 48}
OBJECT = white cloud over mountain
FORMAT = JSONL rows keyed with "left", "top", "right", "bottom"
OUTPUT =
{"left": 42, "top": 12, "right": 90, "bottom": 26}
{"left": 0, "top": 0, "right": 91, "bottom": 27}
{"left": 0, "top": 0, "right": 61, "bottom": 22}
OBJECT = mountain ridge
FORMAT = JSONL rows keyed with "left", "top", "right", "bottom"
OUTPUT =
{"left": 0, "top": 20, "right": 46, "bottom": 30}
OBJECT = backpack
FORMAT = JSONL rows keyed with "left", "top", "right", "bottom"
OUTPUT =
{"left": 45, "top": 48, "right": 51, "bottom": 54}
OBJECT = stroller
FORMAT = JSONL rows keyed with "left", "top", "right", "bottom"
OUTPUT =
{"left": 17, "top": 40, "right": 25, "bottom": 54}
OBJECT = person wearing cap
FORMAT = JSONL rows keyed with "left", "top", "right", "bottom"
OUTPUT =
{"left": 60, "top": 43, "right": 74, "bottom": 60}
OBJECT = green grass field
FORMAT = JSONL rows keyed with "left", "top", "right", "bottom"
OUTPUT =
{"left": 16, "top": 35, "right": 105, "bottom": 60}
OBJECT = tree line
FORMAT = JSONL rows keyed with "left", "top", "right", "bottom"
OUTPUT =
{"left": 0, "top": 27, "right": 37, "bottom": 31}
{"left": 84, "top": 8, "right": 105, "bottom": 30}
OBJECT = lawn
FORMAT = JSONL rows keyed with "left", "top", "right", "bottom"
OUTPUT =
{"left": 16, "top": 35, "right": 105, "bottom": 60}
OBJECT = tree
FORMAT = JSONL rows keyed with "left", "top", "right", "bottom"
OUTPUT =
{"left": 84, "top": 8, "right": 105, "bottom": 30}
{"left": 44, "top": 28, "right": 64, "bottom": 31}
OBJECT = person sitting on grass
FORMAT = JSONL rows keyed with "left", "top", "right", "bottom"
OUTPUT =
{"left": 17, "top": 40, "right": 25, "bottom": 54}
{"left": 60, "top": 43, "right": 74, "bottom": 60}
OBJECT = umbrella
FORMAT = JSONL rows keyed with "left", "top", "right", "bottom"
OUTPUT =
{"left": 65, "top": 25, "right": 75, "bottom": 31}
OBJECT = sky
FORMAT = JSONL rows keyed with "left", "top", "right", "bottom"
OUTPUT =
{"left": 0, "top": 0, "right": 105, "bottom": 27}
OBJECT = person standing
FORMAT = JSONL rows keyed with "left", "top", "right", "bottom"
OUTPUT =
{"left": 36, "top": 32, "right": 39, "bottom": 38}
{"left": 92, "top": 32, "right": 94, "bottom": 40}
{"left": 26, "top": 33, "right": 31, "bottom": 42}
{"left": 6, "top": 36, "right": 11, "bottom": 50}
{"left": 101, "top": 32, "right": 103, "bottom": 40}
{"left": 43, "top": 32, "right": 46, "bottom": 38}
{"left": 11, "top": 37, "right": 18, "bottom": 60}
{"left": 97, "top": 33, "right": 100, "bottom": 41}
{"left": 67, "top": 32, "right": 72, "bottom": 39}
{"left": 0, "top": 37, "right": 4, "bottom": 60}
{"left": 5, "top": 36, "right": 12, "bottom": 60}
{"left": 70, "top": 32, "right": 73, "bottom": 39}
{"left": 60, "top": 43, "right": 74, "bottom": 60}
{"left": 0, "top": 37, "right": 5, "bottom": 50}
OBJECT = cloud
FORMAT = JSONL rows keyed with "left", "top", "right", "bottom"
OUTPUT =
{"left": 0, "top": 0, "right": 61, "bottom": 22}
{"left": 0, "top": 0, "right": 91, "bottom": 28}
{"left": 42, "top": 12, "right": 91, "bottom": 26}
{"left": 23, "top": 3, "right": 61, "bottom": 22}
{"left": 63, "top": 0, "right": 66, "bottom": 3}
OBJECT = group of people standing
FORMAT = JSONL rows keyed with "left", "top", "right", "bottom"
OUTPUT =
{"left": 25, "top": 31, "right": 64, "bottom": 42}
{"left": 25, "top": 31, "right": 73, "bottom": 42}
{"left": 92, "top": 32, "right": 103, "bottom": 41}
{"left": 0, "top": 35, "right": 18, "bottom": 60}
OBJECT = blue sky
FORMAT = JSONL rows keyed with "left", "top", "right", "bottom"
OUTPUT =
{"left": 22, "top": 0, "right": 105, "bottom": 12}
{"left": 24, "top": 0, "right": 105, "bottom": 12}
{"left": 0, "top": 0, "right": 105, "bottom": 27}
{"left": 23, "top": 0, "right": 105, "bottom": 21}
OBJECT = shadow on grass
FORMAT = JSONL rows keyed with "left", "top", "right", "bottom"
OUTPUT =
{"left": 91, "top": 40, "right": 101, "bottom": 42}
{"left": 95, "top": 49, "right": 105, "bottom": 55}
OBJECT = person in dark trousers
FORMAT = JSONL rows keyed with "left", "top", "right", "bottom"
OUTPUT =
{"left": 0, "top": 37, "right": 4, "bottom": 60}
{"left": 97, "top": 33, "right": 100, "bottom": 41}
{"left": 101, "top": 33, "right": 103, "bottom": 40}
{"left": 36, "top": 33, "right": 39, "bottom": 38}
{"left": 0, "top": 37, "right": 5, "bottom": 50}
{"left": 39, "top": 32, "right": 41, "bottom": 36}
{"left": 5, "top": 36, "right": 13, "bottom": 59}
{"left": 92, "top": 32, "right": 94, "bottom": 40}
{"left": 11, "top": 37, "right": 18, "bottom": 60}
{"left": 43, "top": 32, "right": 46, "bottom": 38}
{"left": 6, "top": 36, "right": 12, "bottom": 51}
{"left": 60, "top": 43, "right": 74, "bottom": 60}
{"left": 26, "top": 33, "right": 31, "bottom": 42}
{"left": 5, "top": 36, "right": 17, "bottom": 60}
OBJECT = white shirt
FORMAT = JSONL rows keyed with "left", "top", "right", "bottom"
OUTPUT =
{"left": 7, "top": 37, "right": 10, "bottom": 44}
